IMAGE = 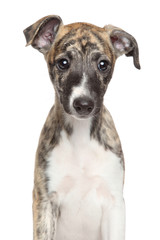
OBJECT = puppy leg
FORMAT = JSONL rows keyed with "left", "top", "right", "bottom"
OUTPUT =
{"left": 33, "top": 191, "right": 59, "bottom": 240}
{"left": 101, "top": 198, "right": 125, "bottom": 240}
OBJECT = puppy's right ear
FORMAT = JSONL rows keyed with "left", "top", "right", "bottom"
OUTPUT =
{"left": 23, "top": 15, "right": 62, "bottom": 54}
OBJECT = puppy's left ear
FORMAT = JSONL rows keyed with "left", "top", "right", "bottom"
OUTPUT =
{"left": 104, "top": 25, "right": 141, "bottom": 69}
{"left": 23, "top": 15, "right": 62, "bottom": 54}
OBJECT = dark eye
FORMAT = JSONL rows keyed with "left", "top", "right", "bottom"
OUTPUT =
{"left": 98, "top": 60, "right": 109, "bottom": 72}
{"left": 57, "top": 59, "right": 70, "bottom": 70}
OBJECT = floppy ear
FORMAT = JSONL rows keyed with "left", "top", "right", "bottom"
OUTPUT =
{"left": 104, "top": 25, "right": 140, "bottom": 69}
{"left": 23, "top": 15, "right": 63, "bottom": 54}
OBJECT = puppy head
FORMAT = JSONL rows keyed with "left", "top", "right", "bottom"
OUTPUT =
{"left": 24, "top": 15, "right": 140, "bottom": 119}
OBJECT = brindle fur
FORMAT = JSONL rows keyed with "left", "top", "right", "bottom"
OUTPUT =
{"left": 24, "top": 15, "right": 140, "bottom": 240}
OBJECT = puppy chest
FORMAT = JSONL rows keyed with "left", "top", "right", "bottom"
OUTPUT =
{"left": 46, "top": 131, "right": 123, "bottom": 205}
{"left": 45, "top": 131, "right": 123, "bottom": 239}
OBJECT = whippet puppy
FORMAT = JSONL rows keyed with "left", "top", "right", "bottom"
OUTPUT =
{"left": 24, "top": 15, "right": 140, "bottom": 240}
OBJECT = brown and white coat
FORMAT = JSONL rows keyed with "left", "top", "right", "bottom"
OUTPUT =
{"left": 24, "top": 15, "right": 140, "bottom": 240}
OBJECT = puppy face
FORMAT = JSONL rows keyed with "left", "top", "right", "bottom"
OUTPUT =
{"left": 47, "top": 23, "right": 115, "bottom": 119}
{"left": 24, "top": 15, "right": 140, "bottom": 120}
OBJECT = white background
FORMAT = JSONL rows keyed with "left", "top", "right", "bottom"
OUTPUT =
{"left": 0, "top": 0, "right": 160, "bottom": 239}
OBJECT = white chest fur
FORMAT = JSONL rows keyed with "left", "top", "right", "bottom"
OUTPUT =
{"left": 46, "top": 118, "right": 124, "bottom": 240}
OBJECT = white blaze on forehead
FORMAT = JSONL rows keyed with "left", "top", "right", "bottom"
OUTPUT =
{"left": 69, "top": 73, "right": 90, "bottom": 108}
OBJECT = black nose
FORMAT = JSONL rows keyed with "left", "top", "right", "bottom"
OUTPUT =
{"left": 73, "top": 97, "right": 94, "bottom": 115}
